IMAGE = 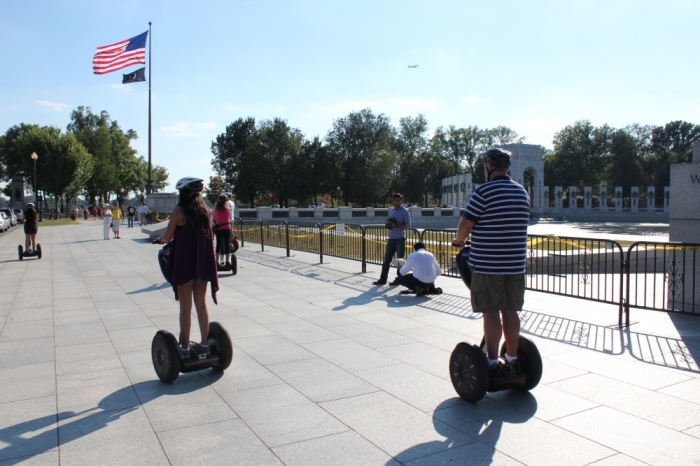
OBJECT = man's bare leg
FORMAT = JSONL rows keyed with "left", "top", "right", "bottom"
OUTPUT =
{"left": 501, "top": 309, "right": 520, "bottom": 358}
{"left": 482, "top": 312, "right": 503, "bottom": 360}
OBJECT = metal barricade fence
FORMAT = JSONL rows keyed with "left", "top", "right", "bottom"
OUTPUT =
{"left": 287, "top": 221, "right": 322, "bottom": 256}
{"left": 625, "top": 242, "right": 700, "bottom": 322}
{"left": 320, "top": 223, "right": 366, "bottom": 269}
{"left": 363, "top": 226, "right": 422, "bottom": 267}
{"left": 261, "top": 220, "right": 288, "bottom": 252}
{"left": 421, "top": 229, "right": 463, "bottom": 279}
{"left": 233, "top": 218, "right": 263, "bottom": 248}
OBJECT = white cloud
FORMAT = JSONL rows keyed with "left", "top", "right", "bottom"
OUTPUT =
{"left": 37, "top": 100, "right": 69, "bottom": 112}
{"left": 159, "top": 121, "right": 216, "bottom": 137}
{"left": 389, "top": 97, "right": 438, "bottom": 113}
{"left": 462, "top": 94, "right": 483, "bottom": 105}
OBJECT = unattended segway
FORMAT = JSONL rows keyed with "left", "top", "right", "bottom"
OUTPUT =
{"left": 448, "top": 243, "right": 543, "bottom": 403}
{"left": 18, "top": 244, "right": 42, "bottom": 261}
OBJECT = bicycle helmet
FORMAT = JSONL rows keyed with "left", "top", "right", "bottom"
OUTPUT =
{"left": 26, "top": 203, "right": 35, "bottom": 208}
{"left": 175, "top": 177, "right": 204, "bottom": 192}
{"left": 217, "top": 193, "right": 228, "bottom": 202}
{"left": 482, "top": 148, "right": 512, "bottom": 181}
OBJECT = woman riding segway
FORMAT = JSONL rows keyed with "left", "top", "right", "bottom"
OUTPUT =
{"left": 23, "top": 203, "right": 39, "bottom": 253}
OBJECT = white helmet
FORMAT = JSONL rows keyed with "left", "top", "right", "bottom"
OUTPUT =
{"left": 175, "top": 177, "right": 204, "bottom": 192}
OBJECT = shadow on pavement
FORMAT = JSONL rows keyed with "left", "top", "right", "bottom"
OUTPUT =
{"left": 126, "top": 283, "right": 171, "bottom": 294}
{"left": 388, "top": 394, "right": 537, "bottom": 465}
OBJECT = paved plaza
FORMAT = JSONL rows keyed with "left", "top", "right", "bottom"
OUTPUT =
{"left": 0, "top": 220, "right": 699, "bottom": 465}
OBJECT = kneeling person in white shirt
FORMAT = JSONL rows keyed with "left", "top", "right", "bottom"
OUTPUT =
{"left": 397, "top": 242, "right": 442, "bottom": 296}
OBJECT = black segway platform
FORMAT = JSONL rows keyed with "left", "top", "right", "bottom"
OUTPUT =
{"left": 217, "top": 254, "right": 237, "bottom": 275}
{"left": 18, "top": 244, "right": 42, "bottom": 261}
{"left": 151, "top": 321, "right": 233, "bottom": 383}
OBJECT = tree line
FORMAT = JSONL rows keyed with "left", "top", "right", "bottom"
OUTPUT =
{"left": 210, "top": 108, "right": 525, "bottom": 207}
{"left": 0, "top": 106, "right": 169, "bottom": 208}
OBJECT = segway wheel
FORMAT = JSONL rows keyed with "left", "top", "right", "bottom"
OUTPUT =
{"left": 230, "top": 255, "right": 237, "bottom": 276}
{"left": 208, "top": 321, "right": 233, "bottom": 372}
{"left": 500, "top": 336, "right": 543, "bottom": 391}
{"left": 36, "top": 244, "right": 42, "bottom": 259}
{"left": 152, "top": 331, "right": 181, "bottom": 383}
{"left": 449, "top": 342, "right": 490, "bottom": 403}
{"left": 18, "top": 245, "right": 23, "bottom": 261}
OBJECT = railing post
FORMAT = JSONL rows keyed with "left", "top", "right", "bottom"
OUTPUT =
{"left": 260, "top": 219, "right": 265, "bottom": 252}
{"left": 285, "top": 221, "right": 290, "bottom": 257}
{"left": 361, "top": 226, "right": 367, "bottom": 273}
{"left": 238, "top": 219, "right": 245, "bottom": 247}
{"left": 319, "top": 222, "right": 324, "bottom": 264}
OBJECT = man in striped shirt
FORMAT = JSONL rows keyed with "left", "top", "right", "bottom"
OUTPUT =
{"left": 452, "top": 148, "right": 530, "bottom": 378}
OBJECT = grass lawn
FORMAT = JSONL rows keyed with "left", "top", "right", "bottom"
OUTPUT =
{"left": 37, "top": 218, "right": 80, "bottom": 227}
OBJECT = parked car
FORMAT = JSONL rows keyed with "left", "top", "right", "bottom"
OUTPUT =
{"left": 0, "top": 212, "right": 9, "bottom": 232}
{"left": 308, "top": 202, "right": 326, "bottom": 208}
{"left": 13, "top": 209, "right": 23, "bottom": 223}
{"left": 0, "top": 208, "right": 16, "bottom": 227}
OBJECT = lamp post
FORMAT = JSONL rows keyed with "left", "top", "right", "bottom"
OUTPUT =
{"left": 30, "top": 152, "right": 40, "bottom": 222}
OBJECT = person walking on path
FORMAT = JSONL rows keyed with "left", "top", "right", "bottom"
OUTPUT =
{"left": 156, "top": 177, "right": 218, "bottom": 359}
{"left": 92, "top": 206, "right": 97, "bottom": 220}
{"left": 138, "top": 203, "right": 149, "bottom": 226}
{"left": 23, "top": 203, "right": 39, "bottom": 253}
{"left": 102, "top": 204, "right": 112, "bottom": 240}
{"left": 126, "top": 204, "right": 136, "bottom": 228}
{"left": 373, "top": 193, "right": 411, "bottom": 286}
{"left": 451, "top": 148, "right": 530, "bottom": 378}
{"left": 83, "top": 206, "right": 88, "bottom": 220}
{"left": 111, "top": 202, "right": 122, "bottom": 239}
{"left": 214, "top": 194, "right": 233, "bottom": 267}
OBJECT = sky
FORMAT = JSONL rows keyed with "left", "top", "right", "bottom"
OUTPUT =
{"left": 1, "top": 0, "right": 699, "bottom": 192}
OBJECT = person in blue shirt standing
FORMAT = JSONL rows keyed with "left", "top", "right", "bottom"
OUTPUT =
{"left": 373, "top": 193, "right": 411, "bottom": 285}
{"left": 452, "top": 148, "right": 530, "bottom": 378}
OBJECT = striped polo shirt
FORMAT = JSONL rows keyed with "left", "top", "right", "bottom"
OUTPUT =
{"left": 463, "top": 176, "right": 530, "bottom": 274}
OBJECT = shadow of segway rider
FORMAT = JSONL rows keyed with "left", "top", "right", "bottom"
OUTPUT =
{"left": 452, "top": 148, "right": 531, "bottom": 379}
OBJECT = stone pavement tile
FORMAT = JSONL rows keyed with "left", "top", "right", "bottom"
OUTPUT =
{"left": 53, "top": 309, "right": 101, "bottom": 328}
{"left": 222, "top": 384, "right": 348, "bottom": 448}
{"left": 0, "top": 319, "right": 53, "bottom": 342}
{"left": 657, "top": 377, "right": 700, "bottom": 405}
{"left": 267, "top": 357, "right": 379, "bottom": 403}
{"left": 93, "top": 300, "right": 142, "bottom": 315}
{"left": 553, "top": 406, "right": 700, "bottom": 466}
{"left": 684, "top": 424, "right": 700, "bottom": 440}
{"left": 137, "top": 302, "right": 180, "bottom": 318}
{"left": 235, "top": 305, "right": 299, "bottom": 325}
{"left": 0, "top": 396, "right": 57, "bottom": 462}
{"left": 550, "top": 373, "right": 700, "bottom": 430}
{"left": 349, "top": 310, "right": 429, "bottom": 332}
{"left": 378, "top": 342, "right": 452, "bottom": 378}
{"left": 412, "top": 313, "right": 485, "bottom": 336}
{"left": 5, "top": 305, "right": 53, "bottom": 323}
{"left": 119, "top": 349, "right": 164, "bottom": 385}
{"left": 380, "top": 302, "right": 439, "bottom": 318}
{"left": 303, "top": 338, "right": 400, "bottom": 372}
{"left": 201, "top": 349, "right": 283, "bottom": 394}
{"left": 12, "top": 296, "right": 52, "bottom": 308}
{"left": 108, "top": 325, "right": 159, "bottom": 354}
{"left": 159, "top": 419, "right": 282, "bottom": 466}
{"left": 223, "top": 296, "right": 271, "bottom": 311}
{"left": 401, "top": 441, "right": 522, "bottom": 466}
{"left": 0, "top": 361, "right": 56, "bottom": 404}
{"left": 0, "top": 450, "right": 58, "bottom": 466}
{"left": 434, "top": 398, "right": 613, "bottom": 466}
{"left": 328, "top": 322, "right": 415, "bottom": 349}
{"left": 538, "top": 359, "right": 589, "bottom": 385}
{"left": 128, "top": 290, "right": 174, "bottom": 306}
{"left": 354, "top": 363, "right": 461, "bottom": 413}
{"left": 235, "top": 334, "right": 316, "bottom": 366}
{"left": 309, "top": 297, "right": 364, "bottom": 312}
{"left": 0, "top": 337, "right": 54, "bottom": 369}
{"left": 56, "top": 368, "right": 139, "bottom": 418}
{"left": 298, "top": 310, "right": 362, "bottom": 329}
{"left": 54, "top": 323, "right": 110, "bottom": 347}
{"left": 58, "top": 406, "right": 169, "bottom": 465}
{"left": 264, "top": 320, "right": 342, "bottom": 344}
{"left": 586, "top": 453, "right": 649, "bottom": 465}
{"left": 52, "top": 300, "right": 95, "bottom": 313}
{"left": 487, "top": 385, "right": 599, "bottom": 423}
{"left": 548, "top": 347, "right": 692, "bottom": 390}
{"left": 215, "top": 316, "right": 275, "bottom": 340}
{"left": 132, "top": 377, "right": 237, "bottom": 433}
{"left": 264, "top": 297, "right": 320, "bottom": 314}
{"left": 272, "top": 430, "right": 398, "bottom": 466}
{"left": 397, "top": 325, "right": 478, "bottom": 353}
{"left": 100, "top": 311, "right": 153, "bottom": 332}
{"left": 55, "top": 342, "right": 121, "bottom": 376}
{"left": 320, "top": 391, "right": 474, "bottom": 462}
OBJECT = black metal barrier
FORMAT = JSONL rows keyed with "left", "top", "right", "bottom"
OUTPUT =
{"left": 233, "top": 219, "right": 700, "bottom": 325}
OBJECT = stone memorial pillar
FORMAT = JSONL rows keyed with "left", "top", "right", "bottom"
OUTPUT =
{"left": 647, "top": 187, "right": 655, "bottom": 213}
{"left": 584, "top": 187, "right": 592, "bottom": 210}
{"left": 10, "top": 176, "right": 25, "bottom": 207}
{"left": 569, "top": 186, "right": 577, "bottom": 209}
{"left": 599, "top": 187, "right": 607, "bottom": 212}
{"left": 663, "top": 187, "right": 670, "bottom": 213}
{"left": 543, "top": 186, "right": 549, "bottom": 209}
{"left": 614, "top": 187, "right": 623, "bottom": 212}
{"left": 554, "top": 186, "right": 563, "bottom": 209}
{"left": 630, "top": 187, "right": 639, "bottom": 213}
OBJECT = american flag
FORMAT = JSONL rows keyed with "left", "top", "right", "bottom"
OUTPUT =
{"left": 93, "top": 31, "right": 148, "bottom": 75}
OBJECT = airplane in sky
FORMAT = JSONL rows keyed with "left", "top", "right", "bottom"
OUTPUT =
{"left": 408, "top": 65, "right": 418, "bottom": 68}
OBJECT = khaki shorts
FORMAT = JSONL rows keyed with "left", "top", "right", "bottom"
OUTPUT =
{"left": 470, "top": 272, "right": 525, "bottom": 313}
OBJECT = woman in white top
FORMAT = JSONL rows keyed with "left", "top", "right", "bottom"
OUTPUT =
{"left": 102, "top": 204, "right": 112, "bottom": 240}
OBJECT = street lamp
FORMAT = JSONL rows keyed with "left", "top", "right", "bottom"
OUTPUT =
{"left": 30, "top": 152, "right": 40, "bottom": 221}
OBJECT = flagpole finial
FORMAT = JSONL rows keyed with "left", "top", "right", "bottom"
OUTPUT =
{"left": 149, "top": 21, "right": 152, "bottom": 26}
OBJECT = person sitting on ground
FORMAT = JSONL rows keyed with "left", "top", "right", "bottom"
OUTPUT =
{"left": 111, "top": 202, "right": 122, "bottom": 238}
{"left": 23, "top": 203, "right": 39, "bottom": 253}
{"left": 214, "top": 194, "right": 233, "bottom": 268}
{"left": 396, "top": 242, "right": 443, "bottom": 297}
{"left": 157, "top": 177, "right": 218, "bottom": 359}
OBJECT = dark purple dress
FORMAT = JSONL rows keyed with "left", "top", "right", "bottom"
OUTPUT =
{"left": 167, "top": 222, "right": 219, "bottom": 304}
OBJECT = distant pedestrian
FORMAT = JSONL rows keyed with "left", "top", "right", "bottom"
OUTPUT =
{"left": 102, "top": 204, "right": 112, "bottom": 240}
{"left": 126, "top": 203, "right": 136, "bottom": 228}
{"left": 83, "top": 206, "right": 88, "bottom": 220}
{"left": 92, "top": 206, "right": 97, "bottom": 220}
{"left": 137, "top": 203, "right": 149, "bottom": 226}
{"left": 111, "top": 202, "right": 122, "bottom": 239}
{"left": 23, "top": 203, "right": 39, "bottom": 253}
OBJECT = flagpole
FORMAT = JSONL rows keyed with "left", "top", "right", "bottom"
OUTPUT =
{"left": 147, "top": 21, "right": 153, "bottom": 195}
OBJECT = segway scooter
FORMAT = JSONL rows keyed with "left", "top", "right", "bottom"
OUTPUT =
{"left": 151, "top": 321, "right": 234, "bottom": 383}
{"left": 448, "top": 243, "right": 543, "bottom": 403}
{"left": 18, "top": 244, "right": 42, "bottom": 260}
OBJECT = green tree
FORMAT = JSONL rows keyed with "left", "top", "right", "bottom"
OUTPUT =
{"left": 604, "top": 130, "right": 645, "bottom": 191}
{"left": 550, "top": 120, "right": 611, "bottom": 189}
{"left": 205, "top": 175, "right": 225, "bottom": 204}
{"left": 257, "top": 118, "right": 305, "bottom": 208}
{"left": 0, "top": 123, "right": 42, "bottom": 186}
